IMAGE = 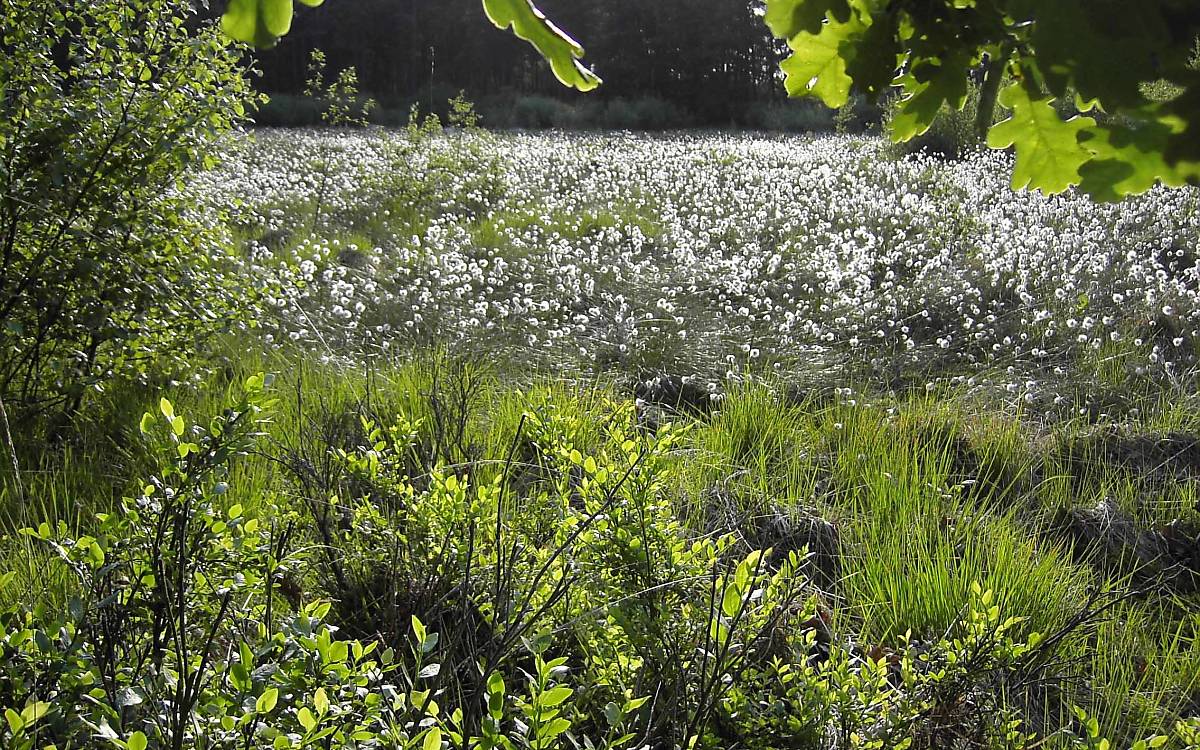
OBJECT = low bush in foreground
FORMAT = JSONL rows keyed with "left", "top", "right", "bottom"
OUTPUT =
{"left": 0, "top": 0, "right": 256, "bottom": 432}
{"left": 1, "top": 359, "right": 1197, "bottom": 749}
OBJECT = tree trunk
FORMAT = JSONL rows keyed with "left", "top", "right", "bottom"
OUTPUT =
{"left": 975, "top": 47, "right": 1012, "bottom": 142}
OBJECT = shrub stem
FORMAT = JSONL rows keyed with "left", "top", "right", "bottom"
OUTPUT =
{"left": 0, "top": 392, "right": 22, "bottom": 515}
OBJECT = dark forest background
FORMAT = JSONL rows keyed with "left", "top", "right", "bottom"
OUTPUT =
{"left": 246, "top": 0, "right": 870, "bottom": 129}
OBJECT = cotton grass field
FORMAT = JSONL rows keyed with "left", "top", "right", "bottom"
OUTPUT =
{"left": 201, "top": 129, "right": 1200, "bottom": 412}
{"left": 5, "top": 125, "right": 1200, "bottom": 749}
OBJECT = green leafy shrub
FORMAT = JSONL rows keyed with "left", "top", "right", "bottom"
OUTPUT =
{"left": 252, "top": 53, "right": 379, "bottom": 129}
{"left": 254, "top": 94, "right": 326, "bottom": 127}
{"left": 747, "top": 100, "right": 837, "bottom": 132}
{"left": 511, "top": 96, "right": 576, "bottom": 129}
{"left": 273, "top": 388, "right": 814, "bottom": 749}
{"left": 478, "top": 95, "right": 692, "bottom": 130}
{"left": 599, "top": 97, "right": 691, "bottom": 130}
{"left": 448, "top": 92, "right": 484, "bottom": 130}
{"left": 0, "top": 378, "right": 631, "bottom": 750}
{"left": 884, "top": 85, "right": 987, "bottom": 160}
{"left": 0, "top": 0, "right": 257, "bottom": 429}
{"left": 303, "top": 50, "right": 377, "bottom": 128}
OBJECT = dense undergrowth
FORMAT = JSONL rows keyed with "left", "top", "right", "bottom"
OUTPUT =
{"left": 1, "top": 347, "right": 1198, "bottom": 748}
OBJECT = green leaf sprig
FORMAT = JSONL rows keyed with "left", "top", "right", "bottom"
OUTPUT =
{"left": 765, "top": 0, "right": 1200, "bottom": 200}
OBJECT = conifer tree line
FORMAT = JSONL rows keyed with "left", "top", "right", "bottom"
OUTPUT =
{"left": 253, "top": 0, "right": 784, "bottom": 125}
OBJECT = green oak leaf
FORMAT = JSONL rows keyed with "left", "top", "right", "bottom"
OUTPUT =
{"left": 778, "top": 14, "right": 868, "bottom": 108}
{"left": 1077, "top": 120, "right": 1192, "bottom": 201}
{"left": 889, "top": 52, "right": 972, "bottom": 142}
{"left": 764, "top": 0, "right": 853, "bottom": 39}
{"left": 842, "top": 11, "right": 901, "bottom": 98}
{"left": 482, "top": 0, "right": 600, "bottom": 92}
{"left": 221, "top": 0, "right": 323, "bottom": 49}
{"left": 986, "top": 83, "right": 1095, "bottom": 194}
